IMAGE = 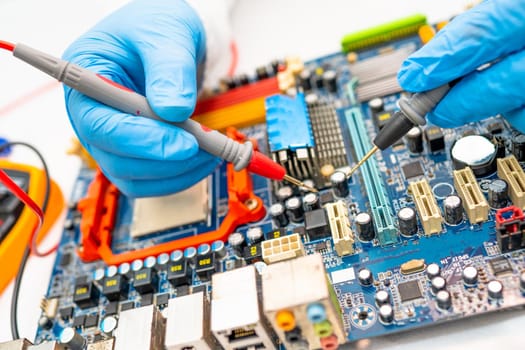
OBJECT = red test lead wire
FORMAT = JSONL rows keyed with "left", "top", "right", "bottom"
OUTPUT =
{"left": 0, "top": 40, "right": 15, "bottom": 52}
{"left": 0, "top": 169, "right": 44, "bottom": 252}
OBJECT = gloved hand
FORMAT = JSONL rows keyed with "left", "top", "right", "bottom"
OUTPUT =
{"left": 63, "top": 0, "right": 220, "bottom": 198}
{"left": 398, "top": 0, "right": 525, "bottom": 132}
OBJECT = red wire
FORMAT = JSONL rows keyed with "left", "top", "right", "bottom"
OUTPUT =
{"left": 0, "top": 40, "right": 15, "bottom": 52}
{"left": 228, "top": 40, "right": 239, "bottom": 77}
{"left": 0, "top": 169, "right": 45, "bottom": 253}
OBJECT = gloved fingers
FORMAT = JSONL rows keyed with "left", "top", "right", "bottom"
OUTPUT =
{"left": 503, "top": 107, "right": 525, "bottom": 134}
{"left": 398, "top": 0, "right": 525, "bottom": 92}
{"left": 108, "top": 158, "right": 220, "bottom": 198}
{"left": 137, "top": 24, "right": 204, "bottom": 122}
{"left": 125, "top": 0, "right": 206, "bottom": 122}
{"left": 89, "top": 146, "right": 221, "bottom": 180}
{"left": 426, "top": 49, "right": 525, "bottom": 127}
{"left": 66, "top": 88, "right": 198, "bottom": 161}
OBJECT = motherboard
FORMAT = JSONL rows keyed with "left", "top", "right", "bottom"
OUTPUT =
{"left": 21, "top": 15, "right": 525, "bottom": 350}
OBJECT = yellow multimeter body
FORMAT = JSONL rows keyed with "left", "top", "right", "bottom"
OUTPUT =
{"left": 0, "top": 159, "right": 64, "bottom": 294}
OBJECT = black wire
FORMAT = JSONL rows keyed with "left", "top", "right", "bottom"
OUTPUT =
{"left": 0, "top": 142, "right": 51, "bottom": 340}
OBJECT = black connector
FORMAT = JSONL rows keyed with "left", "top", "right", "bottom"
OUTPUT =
{"left": 373, "top": 111, "right": 415, "bottom": 150}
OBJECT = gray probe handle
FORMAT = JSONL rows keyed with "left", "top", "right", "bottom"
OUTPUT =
{"left": 398, "top": 84, "right": 451, "bottom": 126}
{"left": 13, "top": 43, "right": 253, "bottom": 171}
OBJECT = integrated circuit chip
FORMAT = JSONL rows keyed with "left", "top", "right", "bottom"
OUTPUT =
{"left": 397, "top": 280, "right": 423, "bottom": 302}
{"left": 489, "top": 257, "right": 513, "bottom": 276}
{"left": 402, "top": 161, "right": 424, "bottom": 180}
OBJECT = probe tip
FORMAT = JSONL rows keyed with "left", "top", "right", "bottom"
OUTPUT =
{"left": 283, "top": 174, "right": 318, "bottom": 193}
{"left": 346, "top": 145, "right": 379, "bottom": 177}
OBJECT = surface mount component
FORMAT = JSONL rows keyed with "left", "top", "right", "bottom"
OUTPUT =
{"left": 397, "top": 280, "right": 423, "bottom": 302}
{"left": 131, "top": 178, "right": 210, "bottom": 237}
{"left": 401, "top": 161, "right": 425, "bottom": 180}
{"left": 211, "top": 266, "right": 276, "bottom": 350}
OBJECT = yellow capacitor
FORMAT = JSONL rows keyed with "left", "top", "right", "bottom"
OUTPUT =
{"left": 418, "top": 24, "right": 436, "bottom": 44}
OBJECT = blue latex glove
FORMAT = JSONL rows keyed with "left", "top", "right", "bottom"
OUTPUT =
{"left": 63, "top": 0, "right": 220, "bottom": 197}
{"left": 398, "top": 0, "right": 525, "bottom": 132}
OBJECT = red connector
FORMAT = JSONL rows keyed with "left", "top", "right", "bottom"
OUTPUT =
{"left": 495, "top": 206, "right": 525, "bottom": 253}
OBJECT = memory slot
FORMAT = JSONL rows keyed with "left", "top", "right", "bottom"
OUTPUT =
{"left": 345, "top": 103, "right": 397, "bottom": 245}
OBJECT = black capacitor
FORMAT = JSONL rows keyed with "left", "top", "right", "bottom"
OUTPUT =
{"left": 368, "top": 97, "right": 384, "bottom": 113}
{"left": 303, "top": 192, "right": 320, "bottom": 211}
{"left": 487, "top": 280, "right": 503, "bottom": 299}
{"left": 313, "top": 72, "right": 323, "bottom": 89}
{"left": 431, "top": 276, "right": 447, "bottom": 294}
{"left": 222, "top": 77, "right": 237, "bottom": 90}
{"left": 322, "top": 70, "right": 337, "bottom": 92}
{"left": 276, "top": 185, "right": 294, "bottom": 202}
{"left": 443, "top": 195, "right": 463, "bottom": 225}
{"left": 436, "top": 290, "right": 452, "bottom": 310}
{"left": 270, "top": 203, "right": 289, "bottom": 227}
{"left": 356, "top": 212, "right": 375, "bottom": 241}
{"left": 397, "top": 207, "right": 418, "bottom": 236}
{"left": 228, "top": 232, "right": 247, "bottom": 256}
{"left": 237, "top": 74, "right": 250, "bottom": 86}
{"left": 374, "top": 290, "right": 391, "bottom": 306}
{"left": 256, "top": 66, "right": 269, "bottom": 80}
{"left": 299, "top": 69, "right": 312, "bottom": 91}
{"left": 462, "top": 266, "right": 478, "bottom": 286}
{"left": 270, "top": 59, "right": 281, "bottom": 74}
{"left": 38, "top": 316, "right": 53, "bottom": 330}
{"left": 493, "top": 135, "right": 506, "bottom": 159}
{"left": 519, "top": 271, "right": 525, "bottom": 291}
{"left": 246, "top": 227, "right": 264, "bottom": 245}
{"left": 285, "top": 197, "right": 305, "bottom": 223}
{"left": 330, "top": 171, "right": 349, "bottom": 198}
{"left": 358, "top": 268, "right": 374, "bottom": 286}
{"left": 512, "top": 134, "right": 525, "bottom": 161}
{"left": 488, "top": 179, "right": 509, "bottom": 209}
{"left": 405, "top": 126, "right": 424, "bottom": 153}
{"left": 378, "top": 304, "right": 394, "bottom": 324}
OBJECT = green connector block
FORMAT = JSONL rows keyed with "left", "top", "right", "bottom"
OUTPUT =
{"left": 341, "top": 14, "right": 427, "bottom": 52}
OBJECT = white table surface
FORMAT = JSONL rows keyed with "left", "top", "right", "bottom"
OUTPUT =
{"left": 1, "top": 0, "right": 523, "bottom": 348}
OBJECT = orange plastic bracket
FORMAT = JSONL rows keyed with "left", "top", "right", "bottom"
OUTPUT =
{"left": 77, "top": 129, "right": 266, "bottom": 265}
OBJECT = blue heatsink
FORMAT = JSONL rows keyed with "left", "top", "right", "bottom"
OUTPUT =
{"left": 265, "top": 93, "right": 314, "bottom": 152}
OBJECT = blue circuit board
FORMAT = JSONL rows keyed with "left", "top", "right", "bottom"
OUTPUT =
{"left": 35, "top": 33, "right": 525, "bottom": 348}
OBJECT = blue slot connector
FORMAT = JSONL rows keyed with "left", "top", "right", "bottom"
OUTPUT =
{"left": 266, "top": 93, "right": 314, "bottom": 152}
{"left": 345, "top": 83, "right": 398, "bottom": 246}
